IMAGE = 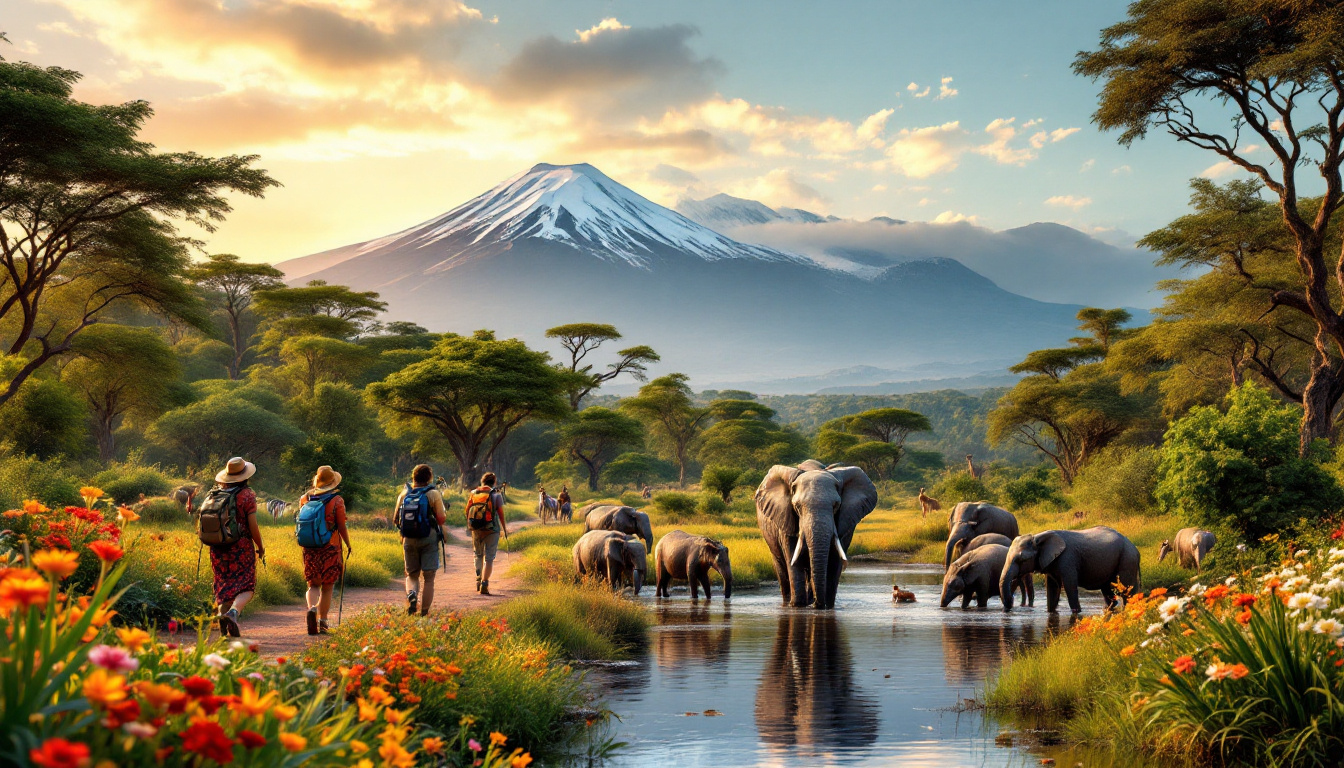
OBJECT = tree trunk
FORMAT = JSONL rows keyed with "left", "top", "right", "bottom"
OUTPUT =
{"left": 227, "top": 309, "right": 244, "bottom": 380}
{"left": 94, "top": 411, "right": 118, "bottom": 464}
{"left": 1299, "top": 353, "right": 1344, "bottom": 455}
{"left": 676, "top": 446, "right": 687, "bottom": 486}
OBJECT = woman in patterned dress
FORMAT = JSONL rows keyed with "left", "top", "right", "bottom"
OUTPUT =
{"left": 209, "top": 457, "right": 265, "bottom": 637}
{"left": 299, "top": 465, "right": 352, "bottom": 635}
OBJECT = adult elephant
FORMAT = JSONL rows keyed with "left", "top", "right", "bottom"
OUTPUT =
{"left": 944, "top": 502, "right": 1019, "bottom": 569}
{"left": 940, "top": 544, "right": 1032, "bottom": 608}
{"left": 583, "top": 504, "right": 654, "bottom": 550}
{"left": 755, "top": 460, "right": 878, "bottom": 609}
{"left": 573, "top": 530, "right": 648, "bottom": 594}
{"left": 1158, "top": 528, "right": 1216, "bottom": 572}
{"left": 654, "top": 529, "right": 733, "bottom": 599}
{"left": 1000, "top": 526, "right": 1140, "bottom": 613}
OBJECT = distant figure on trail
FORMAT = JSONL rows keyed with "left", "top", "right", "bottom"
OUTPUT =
{"left": 536, "top": 487, "right": 558, "bottom": 523}
{"left": 200, "top": 457, "right": 264, "bottom": 638}
{"left": 965, "top": 454, "right": 981, "bottom": 479}
{"left": 917, "top": 488, "right": 941, "bottom": 519}
{"left": 395, "top": 464, "right": 450, "bottom": 616}
{"left": 296, "top": 465, "right": 352, "bottom": 635}
{"left": 557, "top": 486, "right": 572, "bottom": 523}
{"left": 466, "top": 472, "right": 508, "bottom": 595}
{"left": 641, "top": 485, "right": 652, "bottom": 500}
{"left": 500, "top": 481, "right": 509, "bottom": 501}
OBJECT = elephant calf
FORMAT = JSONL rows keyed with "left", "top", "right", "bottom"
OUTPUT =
{"left": 941, "top": 544, "right": 1032, "bottom": 608}
{"left": 583, "top": 504, "right": 654, "bottom": 550}
{"left": 945, "top": 502, "right": 1020, "bottom": 568}
{"left": 1001, "top": 526, "right": 1140, "bottom": 614}
{"left": 574, "top": 530, "right": 648, "bottom": 595}
{"left": 1158, "top": 528, "right": 1216, "bottom": 571}
{"left": 654, "top": 529, "right": 733, "bottom": 599}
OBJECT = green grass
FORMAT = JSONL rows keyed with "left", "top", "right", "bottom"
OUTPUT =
{"left": 498, "top": 581, "right": 651, "bottom": 660}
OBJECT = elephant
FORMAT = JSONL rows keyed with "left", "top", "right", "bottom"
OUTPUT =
{"left": 963, "top": 532, "right": 1013, "bottom": 553}
{"left": 583, "top": 504, "right": 654, "bottom": 550}
{"left": 755, "top": 460, "right": 878, "bottom": 609}
{"left": 940, "top": 544, "right": 1033, "bottom": 608}
{"left": 945, "top": 502, "right": 1019, "bottom": 569}
{"left": 1000, "top": 526, "right": 1141, "bottom": 613}
{"left": 573, "top": 530, "right": 648, "bottom": 594}
{"left": 1159, "top": 528, "right": 1216, "bottom": 571}
{"left": 654, "top": 529, "right": 733, "bottom": 599}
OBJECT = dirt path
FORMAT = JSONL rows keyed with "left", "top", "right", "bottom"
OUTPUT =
{"left": 238, "top": 519, "right": 538, "bottom": 658}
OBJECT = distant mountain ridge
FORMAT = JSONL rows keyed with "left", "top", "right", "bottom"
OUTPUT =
{"left": 674, "top": 193, "right": 839, "bottom": 229}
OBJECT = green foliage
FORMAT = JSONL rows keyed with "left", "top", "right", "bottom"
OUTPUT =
{"left": 280, "top": 433, "right": 370, "bottom": 510}
{"left": 187, "top": 253, "right": 286, "bottom": 378}
{"left": 0, "top": 379, "right": 88, "bottom": 459}
{"left": 253, "top": 280, "right": 387, "bottom": 351}
{"left": 89, "top": 463, "right": 174, "bottom": 504}
{"left": 1000, "top": 471, "right": 1063, "bottom": 510}
{"left": 700, "top": 465, "right": 744, "bottom": 502}
{"left": 931, "top": 471, "right": 993, "bottom": 506}
{"left": 620, "top": 373, "right": 709, "bottom": 485}
{"left": 65, "top": 324, "right": 182, "bottom": 461}
{"left": 556, "top": 406, "right": 644, "bottom": 490}
{"left": 1156, "top": 383, "right": 1344, "bottom": 542}
{"left": 279, "top": 334, "right": 375, "bottom": 397}
{"left": 695, "top": 493, "right": 729, "bottom": 519}
{"left": 696, "top": 397, "right": 807, "bottom": 472}
{"left": 813, "top": 406, "right": 931, "bottom": 479}
{"left": 1071, "top": 445, "right": 1160, "bottom": 515}
{"left": 649, "top": 491, "right": 698, "bottom": 523}
{"left": 287, "top": 382, "right": 379, "bottom": 445}
{"left": 601, "top": 452, "right": 675, "bottom": 488}
{"left": 147, "top": 389, "right": 305, "bottom": 470}
{"left": 0, "top": 454, "right": 80, "bottom": 510}
{"left": 497, "top": 581, "right": 651, "bottom": 660}
{"left": 546, "top": 322, "right": 660, "bottom": 408}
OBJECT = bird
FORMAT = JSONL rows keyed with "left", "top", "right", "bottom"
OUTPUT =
{"left": 892, "top": 584, "right": 916, "bottom": 603}
{"left": 917, "top": 488, "right": 942, "bottom": 519}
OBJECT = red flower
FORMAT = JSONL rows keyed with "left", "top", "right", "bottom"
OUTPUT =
{"left": 103, "top": 699, "right": 141, "bottom": 727}
{"left": 237, "top": 730, "right": 267, "bottom": 749}
{"left": 1172, "top": 655, "right": 1197, "bottom": 675}
{"left": 197, "top": 695, "right": 227, "bottom": 715}
{"left": 180, "top": 676, "right": 215, "bottom": 698}
{"left": 29, "top": 738, "right": 90, "bottom": 768}
{"left": 180, "top": 719, "right": 235, "bottom": 765}
{"left": 1232, "top": 593, "right": 1258, "bottom": 608}
{"left": 1331, "top": 522, "right": 1344, "bottom": 541}
{"left": 38, "top": 534, "right": 72, "bottom": 550}
{"left": 88, "top": 540, "right": 124, "bottom": 563}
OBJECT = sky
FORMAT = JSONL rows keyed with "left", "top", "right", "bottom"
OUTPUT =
{"left": 5, "top": 0, "right": 1244, "bottom": 264}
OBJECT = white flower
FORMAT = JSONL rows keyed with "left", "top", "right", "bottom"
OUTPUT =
{"left": 1287, "top": 593, "right": 1317, "bottom": 610}
{"left": 1298, "top": 619, "right": 1315, "bottom": 632}
{"left": 202, "top": 653, "right": 230, "bottom": 670}
{"left": 1297, "top": 549, "right": 1312, "bottom": 558}
{"left": 229, "top": 641, "right": 245, "bottom": 651}
{"left": 1188, "top": 582, "right": 1207, "bottom": 596}
{"left": 1333, "top": 607, "right": 1344, "bottom": 616}
{"left": 1236, "top": 543, "right": 1248, "bottom": 552}
{"left": 1328, "top": 547, "right": 1344, "bottom": 560}
{"left": 1224, "top": 576, "right": 1238, "bottom": 586}
{"left": 1147, "top": 622, "right": 1165, "bottom": 635}
{"left": 1158, "top": 596, "right": 1189, "bottom": 623}
{"left": 1286, "top": 575, "right": 1311, "bottom": 590}
{"left": 1313, "top": 618, "right": 1344, "bottom": 637}
{"left": 123, "top": 722, "right": 157, "bottom": 739}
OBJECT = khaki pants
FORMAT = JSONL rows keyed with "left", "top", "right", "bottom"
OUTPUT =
{"left": 472, "top": 530, "right": 499, "bottom": 577}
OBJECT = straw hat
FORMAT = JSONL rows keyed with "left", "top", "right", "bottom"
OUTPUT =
{"left": 310, "top": 465, "right": 342, "bottom": 494}
{"left": 216, "top": 457, "right": 256, "bottom": 484}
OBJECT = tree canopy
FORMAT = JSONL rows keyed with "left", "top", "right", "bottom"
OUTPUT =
{"left": 545, "top": 322, "right": 660, "bottom": 409}
{"left": 556, "top": 406, "right": 644, "bottom": 490}
{"left": 64, "top": 324, "right": 181, "bottom": 462}
{"left": 188, "top": 254, "right": 285, "bottom": 379}
{"left": 620, "top": 373, "right": 709, "bottom": 485}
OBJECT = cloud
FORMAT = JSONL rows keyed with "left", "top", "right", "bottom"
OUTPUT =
{"left": 1112, "top": 164, "right": 1132, "bottom": 174}
{"left": 1080, "top": 159, "right": 1096, "bottom": 172}
{"left": 1045, "top": 194, "right": 1092, "bottom": 210}
{"left": 976, "top": 118, "right": 1035, "bottom": 165}
{"left": 576, "top": 17, "right": 629, "bottom": 43}
{"left": 933, "top": 210, "right": 977, "bottom": 224}
{"left": 884, "top": 121, "right": 965, "bottom": 177}
{"left": 871, "top": 183, "right": 887, "bottom": 192}
{"left": 936, "top": 77, "right": 957, "bottom": 100}
{"left": 906, "top": 82, "right": 931, "bottom": 98}
{"left": 653, "top": 99, "right": 894, "bottom": 159}
{"left": 1200, "top": 160, "right": 1242, "bottom": 179}
{"left": 725, "top": 169, "right": 829, "bottom": 209}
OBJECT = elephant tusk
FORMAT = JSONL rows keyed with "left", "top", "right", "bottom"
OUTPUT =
{"left": 834, "top": 537, "right": 848, "bottom": 563}
{"left": 790, "top": 538, "right": 805, "bottom": 566}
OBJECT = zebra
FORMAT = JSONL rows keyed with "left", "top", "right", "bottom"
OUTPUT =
{"left": 266, "top": 499, "right": 291, "bottom": 519}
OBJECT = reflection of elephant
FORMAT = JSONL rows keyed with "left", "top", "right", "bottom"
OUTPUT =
{"left": 653, "top": 602, "right": 733, "bottom": 670}
{"left": 1159, "top": 528, "right": 1216, "bottom": 571}
{"left": 1000, "top": 527, "right": 1140, "bottom": 613}
{"left": 573, "top": 530, "right": 648, "bottom": 594}
{"left": 654, "top": 530, "right": 733, "bottom": 599}
{"left": 755, "top": 612, "right": 878, "bottom": 749}
{"left": 941, "top": 544, "right": 1033, "bottom": 608}
{"left": 583, "top": 505, "right": 654, "bottom": 550}
{"left": 940, "top": 621, "right": 1040, "bottom": 687}
{"left": 755, "top": 461, "right": 878, "bottom": 609}
{"left": 945, "top": 502, "right": 1019, "bottom": 568}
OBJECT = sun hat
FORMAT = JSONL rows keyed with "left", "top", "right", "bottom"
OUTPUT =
{"left": 216, "top": 457, "right": 256, "bottom": 484}
{"left": 310, "top": 465, "right": 342, "bottom": 494}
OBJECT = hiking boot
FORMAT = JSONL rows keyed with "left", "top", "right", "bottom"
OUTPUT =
{"left": 220, "top": 608, "right": 240, "bottom": 638}
{"left": 318, "top": 618, "right": 330, "bottom": 635}
{"left": 479, "top": 580, "right": 490, "bottom": 596}
{"left": 406, "top": 590, "right": 418, "bottom": 615}
{"left": 306, "top": 608, "right": 318, "bottom": 636}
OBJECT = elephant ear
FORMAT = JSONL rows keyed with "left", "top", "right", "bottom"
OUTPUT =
{"left": 1035, "top": 532, "right": 1067, "bottom": 569}
{"left": 829, "top": 465, "right": 878, "bottom": 544}
{"left": 756, "top": 465, "right": 803, "bottom": 535}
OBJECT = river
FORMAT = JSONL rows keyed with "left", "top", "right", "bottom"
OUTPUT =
{"left": 584, "top": 562, "right": 1150, "bottom": 767}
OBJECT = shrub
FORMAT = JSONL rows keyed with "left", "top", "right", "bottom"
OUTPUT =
{"left": 0, "top": 454, "right": 80, "bottom": 510}
{"left": 1156, "top": 383, "right": 1344, "bottom": 542}
{"left": 695, "top": 493, "right": 728, "bottom": 518}
{"left": 700, "top": 465, "right": 744, "bottom": 502}
{"left": 135, "top": 498, "right": 185, "bottom": 524}
{"left": 1071, "top": 445, "right": 1160, "bottom": 515}
{"left": 498, "top": 582, "right": 650, "bottom": 660}
{"left": 931, "top": 471, "right": 993, "bottom": 505}
{"left": 1001, "top": 473, "right": 1062, "bottom": 510}
{"left": 619, "top": 491, "right": 646, "bottom": 507}
{"left": 650, "top": 491, "right": 697, "bottom": 523}
{"left": 90, "top": 464, "right": 174, "bottom": 505}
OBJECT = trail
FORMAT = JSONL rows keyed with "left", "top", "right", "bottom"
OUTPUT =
{"left": 238, "top": 518, "right": 538, "bottom": 659}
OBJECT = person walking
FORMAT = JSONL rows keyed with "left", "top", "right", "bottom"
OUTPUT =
{"left": 465, "top": 472, "right": 508, "bottom": 595}
{"left": 557, "top": 485, "right": 571, "bottom": 522}
{"left": 296, "top": 466, "right": 352, "bottom": 635}
{"left": 394, "top": 464, "right": 449, "bottom": 615}
{"left": 203, "top": 457, "right": 264, "bottom": 637}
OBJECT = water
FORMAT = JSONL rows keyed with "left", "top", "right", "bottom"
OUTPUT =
{"left": 585, "top": 563, "right": 1143, "bottom": 767}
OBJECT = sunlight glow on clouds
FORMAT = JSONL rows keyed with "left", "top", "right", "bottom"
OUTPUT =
{"left": 1045, "top": 194, "right": 1092, "bottom": 210}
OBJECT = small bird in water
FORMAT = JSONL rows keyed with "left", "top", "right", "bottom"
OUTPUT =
{"left": 892, "top": 584, "right": 916, "bottom": 603}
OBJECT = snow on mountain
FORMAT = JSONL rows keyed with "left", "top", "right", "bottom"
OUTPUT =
{"left": 674, "top": 193, "right": 832, "bottom": 229}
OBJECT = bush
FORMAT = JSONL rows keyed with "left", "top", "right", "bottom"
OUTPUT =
{"left": 135, "top": 498, "right": 185, "bottom": 524}
{"left": 1000, "top": 472, "right": 1062, "bottom": 510}
{"left": 1156, "top": 383, "right": 1344, "bottom": 542}
{"left": 90, "top": 463, "right": 174, "bottom": 505}
{"left": 619, "top": 491, "right": 646, "bottom": 507}
{"left": 498, "top": 582, "right": 650, "bottom": 660}
{"left": 1071, "top": 445, "right": 1160, "bottom": 515}
{"left": 696, "top": 493, "right": 728, "bottom": 518}
{"left": 700, "top": 465, "right": 744, "bottom": 502}
{"left": 931, "top": 471, "right": 993, "bottom": 505}
{"left": 649, "top": 491, "right": 698, "bottom": 523}
{"left": 0, "top": 454, "right": 81, "bottom": 510}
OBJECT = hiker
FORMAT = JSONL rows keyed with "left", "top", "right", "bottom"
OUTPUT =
{"left": 200, "top": 457, "right": 265, "bottom": 638}
{"left": 296, "top": 465, "right": 352, "bottom": 635}
{"left": 465, "top": 472, "right": 508, "bottom": 595}
{"left": 557, "top": 485, "right": 572, "bottom": 522}
{"left": 394, "top": 464, "right": 449, "bottom": 616}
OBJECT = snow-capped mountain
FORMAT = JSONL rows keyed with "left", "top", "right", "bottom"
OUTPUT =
{"left": 278, "top": 162, "right": 1086, "bottom": 385}
{"left": 673, "top": 193, "right": 835, "bottom": 230}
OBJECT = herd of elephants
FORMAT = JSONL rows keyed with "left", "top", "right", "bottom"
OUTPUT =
{"left": 572, "top": 459, "right": 1218, "bottom": 612}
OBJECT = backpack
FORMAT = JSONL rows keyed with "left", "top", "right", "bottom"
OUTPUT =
{"left": 197, "top": 486, "right": 244, "bottom": 547}
{"left": 465, "top": 486, "right": 496, "bottom": 532}
{"left": 395, "top": 484, "right": 435, "bottom": 539}
{"left": 295, "top": 492, "right": 337, "bottom": 548}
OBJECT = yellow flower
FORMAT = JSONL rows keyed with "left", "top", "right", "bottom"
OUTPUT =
{"left": 422, "top": 737, "right": 445, "bottom": 755}
{"left": 79, "top": 487, "right": 105, "bottom": 506}
{"left": 271, "top": 704, "right": 298, "bottom": 722}
{"left": 490, "top": 732, "right": 508, "bottom": 747}
{"left": 356, "top": 698, "right": 377, "bottom": 722}
{"left": 384, "top": 707, "right": 407, "bottom": 725}
{"left": 115, "top": 627, "right": 151, "bottom": 652}
{"left": 31, "top": 549, "right": 80, "bottom": 581}
{"left": 366, "top": 686, "right": 391, "bottom": 705}
{"left": 349, "top": 740, "right": 369, "bottom": 755}
{"left": 22, "top": 500, "right": 49, "bottom": 514}
{"left": 83, "top": 667, "right": 128, "bottom": 708}
{"left": 278, "top": 733, "right": 307, "bottom": 752}
{"left": 378, "top": 724, "right": 410, "bottom": 746}
{"left": 459, "top": 715, "right": 477, "bottom": 727}
{"left": 378, "top": 741, "right": 415, "bottom": 768}
{"left": 355, "top": 761, "right": 374, "bottom": 768}
{"left": 235, "top": 680, "right": 278, "bottom": 718}
{"left": 116, "top": 505, "right": 140, "bottom": 524}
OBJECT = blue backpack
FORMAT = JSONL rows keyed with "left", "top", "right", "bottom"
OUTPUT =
{"left": 396, "top": 484, "right": 435, "bottom": 539}
{"left": 295, "top": 492, "right": 337, "bottom": 548}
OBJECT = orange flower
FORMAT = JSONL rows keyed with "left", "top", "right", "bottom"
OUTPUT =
{"left": 115, "top": 628, "right": 151, "bottom": 652}
{"left": 1232, "top": 593, "right": 1258, "bottom": 608}
{"left": 384, "top": 708, "right": 407, "bottom": 725}
{"left": 1158, "top": 674, "right": 1172, "bottom": 685}
{"left": 134, "top": 681, "right": 187, "bottom": 712}
{"left": 278, "top": 733, "right": 307, "bottom": 752}
{"left": 0, "top": 574, "right": 50, "bottom": 613}
{"left": 1119, "top": 645, "right": 1136, "bottom": 657}
{"left": 446, "top": 663, "right": 463, "bottom": 675}
{"left": 356, "top": 699, "right": 378, "bottom": 722}
{"left": 87, "top": 541, "right": 124, "bottom": 563}
{"left": 1172, "top": 655, "right": 1196, "bottom": 675}
{"left": 490, "top": 732, "right": 508, "bottom": 747}
{"left": 79, "top": 488, "right": 104, "bottom": 506}
{"left": 31, "top": 550, "right": 80, "bottom": 581}
{"left": 1148, "top": 587, "right": 1167, "bottom": 598}
{"left": 234, "top": 680, "right": 278, "bottom": 718}
{"left": 271, "top": 704, "right": 298, "bottom": 722}
{"left": 422, "top": 737, "right": 444, "bottom": 755}
{"left": 349, "top": 740, "right": 369, "bottom": 755}
{"left": 116, "top": 506, "right": 140, "bottom": 524}
{"left": 366, "top": 686, "right": 391, "bottom": 705}
{"left": 511, "top": 752, "right": 534, "bottom": 768}
{"left": 82, "top": 668, "right": 128, "bottom": 708}
{"left": 1236, "top": 609, "right": 1252, "bottom": 625}
{"left": 22, "top": 500, "right": 50, "bottom": 515}
{"left": 1182, "top": 629, "right": 1196, "bottom": 637}
{"left": 1228, "top": 663, "right": 1249, "bottom": 680}
{"left": 378, "top": 741, "right": 415, "bottom": 768}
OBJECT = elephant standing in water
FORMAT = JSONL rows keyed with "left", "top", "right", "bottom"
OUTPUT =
{"left": 654, "top": 530, "right": 733, "bottom": 599}
{"left": 583, "top": 504, "right": 654, "bottom": 550}
{"left": 1000, "top": 527, "right": 1140, "bottom": 613}
{"left": 755, "top": 461, "right": 878, "bottom": 609}
{"left": 755, "top": 612, "right": 878, "bottom": 750}
{"left": 941, "top": 544, "right": 1033, "bottom": 608}
{"left": 573, "top": 530, "right": 648, "bottom": 594}
{"left": 1159, "top": 528, "right": 1216, "bottom": 571}
{"left": 944, "top": 502, "right": 1019, "bottom": 568}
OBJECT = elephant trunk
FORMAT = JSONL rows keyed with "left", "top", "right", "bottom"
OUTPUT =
{"left": 999, "top": 562, "right": 1020, "bottom": 613}
{"left": 631, "top": 568, "right": 643, "bottom": 595}
{"left": 716, "top": 560, "right": 733, "bottom": 599}
{"left": 940, "top": 579, "right": 955, "bottom": 608}
{"left": 944, "top": 534, "right": 963, "bottom": 570}
{"left": 809, "top": 528, "right": 831, "bottom": 610}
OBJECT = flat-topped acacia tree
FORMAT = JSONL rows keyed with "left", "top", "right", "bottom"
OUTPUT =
{"left": 365, "top": 331, "right": 574, "bottom": 486}
{"left": 545, "top": 322, "right": 659, "bottom": 409}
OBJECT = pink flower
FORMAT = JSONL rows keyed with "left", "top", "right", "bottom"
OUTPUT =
{"left": 468, "top": 739, "right": 482, "bottom": 752}
{"left": 88, "top": 645, "right": 139, "bottom": 674}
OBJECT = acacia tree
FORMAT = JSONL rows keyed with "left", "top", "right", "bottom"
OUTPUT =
{"left": 1076, "top": 2, "right": 1344, "bottom": 452}
{"left": 545, "top": 323, "right": 660, "bottom": 409}
{"left": 814, "top": 406, "right": 931, "bottom": 479}
{"left": 254, "top": 281, "right": 387, "bottom": 351}
{"left": 0, "top": 54, "right": 275, "bottom": 406}
{"left": 63, "top": 324, "right": 181, "bottom": 462}
{"left": 365, "top": 332, "right": 572, "bottom": 485}
{"left": 279, "top": 335, "right": 374, "bottom": 397}
{"left": 620, "top": 373, "right": 709, "bottom": 485}
{"left": 556, "top": 407, "right": 644, "bottom": 490}
{"left": 188, "top": 254, "right": 284, "bottom": 379}
{"left": 697, "top": 398, "right": 810, "bottom": 471}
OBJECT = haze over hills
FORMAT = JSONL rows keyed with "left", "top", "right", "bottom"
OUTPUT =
{"left": 277, "top": 162, "right": 1090, "bottom": 390}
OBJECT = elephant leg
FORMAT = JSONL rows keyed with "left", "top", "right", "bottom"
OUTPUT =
{"left": 657, "top": 567, "right": 671, "bottom": 598}
{"left": 961, "top": 592, "right": 972, "bottom": 609}
{"left": 786, "top": 538, "right": 811, "bottom": 608}
{"left": 762, "top": 533, "right": 792, "bottom": 605}
{"left": 1061, "top": 572, "right": 1082, "bottom": 613}
{"left": 688, "top": 564, "right": 700, "bottom": 599}
{"left": 1100, "top": 584, "right": 1116, "bottom": 611}
{"left": 977, "top": 590, "right": 989, "bottom": 608}
{"left": 1045, "top": 575, "right": 1061, "bottom": 613}
{"left": 700, "top": 570, "right": 713, "bottom": 599}
{"left": 1024, "top": 577, "right": 1035, "bottom": 607}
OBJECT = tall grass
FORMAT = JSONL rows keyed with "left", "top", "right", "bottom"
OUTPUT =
{"left": 499, "top": 582, "right": 651, "bottom": 660}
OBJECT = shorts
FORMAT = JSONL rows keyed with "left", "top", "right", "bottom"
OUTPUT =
{"left": 472, "top": 530, "right": 500, "bottom": 564}
{"left": 403, "top": 534, "right": 441, "bottom": 574}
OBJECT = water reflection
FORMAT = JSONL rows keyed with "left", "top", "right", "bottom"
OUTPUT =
{"left": 653, "top": 601, "right": 733, "bottom": 672}
{"left": 755, "top": 611, "right": 879, "bottom": 752}
{"left": 940, "top": 621, "right": 1041, "bottom": 686}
